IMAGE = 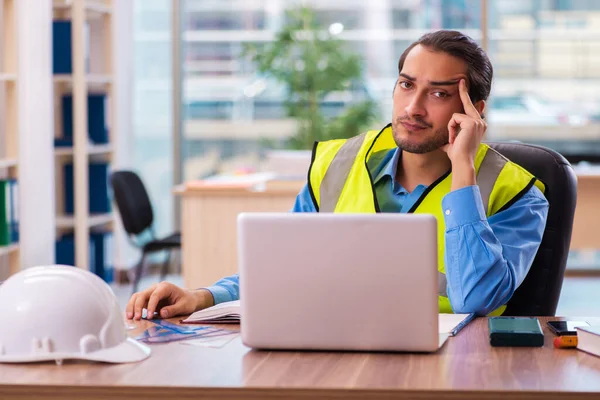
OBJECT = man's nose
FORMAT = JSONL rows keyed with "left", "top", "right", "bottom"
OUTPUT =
{"left": 404, "top": 94, "right": 427, "bottom": 119}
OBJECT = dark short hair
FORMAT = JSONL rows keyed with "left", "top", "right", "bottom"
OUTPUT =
{"left": 397, "top": 30, "right": 493, "bottom": 103}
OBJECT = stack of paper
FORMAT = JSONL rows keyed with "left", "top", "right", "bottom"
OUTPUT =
{"left": 181, "top": 300, "right": 241, "bottom": 324}
{"left": 185, "top": 173, "right": 277, "bottom": 190}
{"left": 439, "top": 313, "right": 472, "bottom": 335}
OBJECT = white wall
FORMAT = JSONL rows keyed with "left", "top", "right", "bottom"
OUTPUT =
{"left": 17, "top": 0, "right": 55, "bottom": 267}
{"left": 112, "top": 0, "right": 138, "bottom": 270}
{"left": 131, "top": 0, "right": 174, "bottom": 265}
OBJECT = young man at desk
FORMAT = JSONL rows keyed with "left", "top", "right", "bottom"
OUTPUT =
{"left": 127, "top": 30, "right": 549, "bottom": 320}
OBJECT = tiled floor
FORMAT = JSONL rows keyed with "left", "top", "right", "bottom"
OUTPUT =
{"left": 112, "top": 274, "right": 600, "bottom": 317}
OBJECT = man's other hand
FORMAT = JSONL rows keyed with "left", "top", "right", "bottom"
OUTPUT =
{"left": 126, "top": 282, "right": 214, "bottom": 320}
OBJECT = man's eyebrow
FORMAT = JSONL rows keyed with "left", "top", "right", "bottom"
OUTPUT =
{"left": 399, "top": 73, "right": 460, "bottom": 87}
{"left": 429, "top": 79, "right": 460, "bottom": 86}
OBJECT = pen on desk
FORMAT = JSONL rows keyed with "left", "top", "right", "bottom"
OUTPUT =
{"left": 450, "top": 313, "right": 477, "bottom": 337}
{"left": 554, "top": 335, "right": 578, "bottom": 349}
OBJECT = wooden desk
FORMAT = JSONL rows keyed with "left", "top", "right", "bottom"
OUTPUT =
{"left": 0, "top": 317, "right": 600, "bottom": 399}
{"left": 176, "top": 181, "right": 303, "bottom": 288}
{"left": 571, "top": 171, "right": 600, "bottom": 250}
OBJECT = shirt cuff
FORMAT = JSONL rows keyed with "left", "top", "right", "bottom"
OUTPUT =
{"left": 442, "top": 185, "right": 487, "bottom": 230}
{"left": 204, "top": 285, "right": 234, "bottom": 305}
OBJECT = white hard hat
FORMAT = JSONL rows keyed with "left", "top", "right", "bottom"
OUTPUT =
{"left": 0, "top": 265, "right": 150, "bottom": 364}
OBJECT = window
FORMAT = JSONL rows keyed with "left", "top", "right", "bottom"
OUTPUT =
{"left": 132, "top": 0, "right": 174, "bottom": 238}
{"left": 131, "top": 0, "right": 600, "bottom": 265}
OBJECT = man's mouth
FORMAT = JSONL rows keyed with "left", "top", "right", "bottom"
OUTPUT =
{"left": 400, "top": 121, "right": 429, "bottom": 132}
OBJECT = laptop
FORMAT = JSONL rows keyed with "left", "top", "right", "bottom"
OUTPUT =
{"left": 238, "top": 212, "right": 447, "bottom": 352}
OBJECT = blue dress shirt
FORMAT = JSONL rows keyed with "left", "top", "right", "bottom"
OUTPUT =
{"left": 205, "top": 148, "right": 549, "bottom": 315}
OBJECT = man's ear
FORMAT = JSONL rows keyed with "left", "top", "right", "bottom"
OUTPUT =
{"left": 474, "top": 99, "right": 486, "bottom": 119}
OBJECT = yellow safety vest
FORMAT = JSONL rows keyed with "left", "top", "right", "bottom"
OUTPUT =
{"left": 307, "top": 124, "right": 545, "bottom": 315}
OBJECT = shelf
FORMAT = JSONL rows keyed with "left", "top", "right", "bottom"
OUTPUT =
{"left": 53, "top": 74, "right": 112, "bottom": 85}
{"left": 0, "top": 244, "right": 19, "bottom": 257}
{"left": 56, "top": 213, "right": 113, "bottom": 229}
{"left": 51, "top": 0, "right": 115, "bottom": 271}
{"left": 0, "top": 74, "right": 16, "bottom": 82}
{"left": 53, "top": 0, "right": 112, "bottom": 15}
{"left": 89, "top": 144, "right": 113, "bottom": 155}
{"left": 0, "top": 159, "right": 18, "bottom": 169}
{"left": 83, "top": 1, "right": 112, "bottom": 14}
{"left": 54, "top": 144, "right": 113, "bottom": 156}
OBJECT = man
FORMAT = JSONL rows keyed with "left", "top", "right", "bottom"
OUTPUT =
{"left": 127, "top": 30, "right": 548, "bottom": 320}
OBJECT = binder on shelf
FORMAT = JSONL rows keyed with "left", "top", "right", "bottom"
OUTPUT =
{"left": 55, "top": 231, "right": 113, "bottom": 283}
{"left": 52, "top": 21, "right": 72, "bottom": 74}
{"left": 0, "top": 180, "right": 18, "bottom": 246}
{"left": 55, "top": 233, "right": 95, "bottom": 270}
{"left": 90, "top": 230, "right": 114, "bottom": 283}
{"left": 52, "top": 20, "right": 90, "bottom": 74}
{"left": 64, "top": 162, "right": 111, "bottom": 214}
{"left": 61, "top": 94, "right": 109, "bottom": 145}
{"left": 0, "top": 180, "right": 11, "bottom": 246}
{"left": 9, "top": 179, "right": 18, "bottom": 243}
{"left": 54, "top": 137, "right": 73, "bottom": 147}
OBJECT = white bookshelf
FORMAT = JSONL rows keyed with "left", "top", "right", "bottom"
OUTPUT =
{"left": 55, "top": 213, "right": 113, "bottom": 229}
{"left": 0, "top": 73, "right": 15, "bottom": 81}
{"left": 53, "top": 74, "right": 112, "bottom": 85}
{"left": 0, "top": 243, "right": 18, "bottom": 257}
{"left": 0, "top": 158, "right": 17, "bottom": 169}
{"left": 0, "top": 0, "right": 20, "bottom": 277}
{"left": 53, "top": 0, "right": 115, "bottom": 270}
{"left": 53, "top": 0, "right": 112, "bottom": 15}
{"left": 54, "top": 143, "right": 113, "bottom": 156}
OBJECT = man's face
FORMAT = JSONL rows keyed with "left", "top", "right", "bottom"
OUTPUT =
{"left": 392, "top": 44, "right": 473, "bottom": 154}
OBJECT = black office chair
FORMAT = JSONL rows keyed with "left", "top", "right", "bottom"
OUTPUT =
{"left": 110, "top": 170, "right": 181, "bottom": 294}
{"left": 487, "top": 142, "right": 578, "bottom": 316}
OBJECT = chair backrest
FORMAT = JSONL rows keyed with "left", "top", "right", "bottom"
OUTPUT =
{"left": 487, "top": 142, "right": 578, "bottom": 316}
{"left": 110, "top": 170, "right": 154, "bottom": 236}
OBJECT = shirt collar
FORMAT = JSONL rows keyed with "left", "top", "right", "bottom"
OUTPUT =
{"left": 373, "top": 147, "right": 401, "bottom": 185}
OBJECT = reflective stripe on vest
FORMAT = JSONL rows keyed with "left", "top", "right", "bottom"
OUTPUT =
{"left": 476, "top": 147, "right": 509, "bottom": 215}
{"left": 320, "top": 133, "right": 368, "bottom": 213}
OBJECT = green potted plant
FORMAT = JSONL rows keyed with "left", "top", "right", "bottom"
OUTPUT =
{"left": 242, "top": 6, "right": 379, "bottom": 173}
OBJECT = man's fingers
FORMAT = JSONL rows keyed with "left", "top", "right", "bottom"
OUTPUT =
{"left": 458, "top": 79, "right": 480, "bottom": 119}
{"left": 126, "top": 294, "right": 137, "bottom": 319}
{"left": 448, "top": 113, "right": 469, "bottom": 144}
{"left": 159, "top": 302, "right": 187, "bottom": 319}
{"left": 448, "top": 117, "right": 460, "bottom": 144}
{"left": 448, "top": 121, "right": 458, "bottom": 144}
{"left": 146, "top": 285, "right": 171, "bottom": 320}
{"left": 133, "top": 290, "right": 151, "bottom": 320}
{"left": 126, "top": 284, "right": 157, "bottom": 320}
